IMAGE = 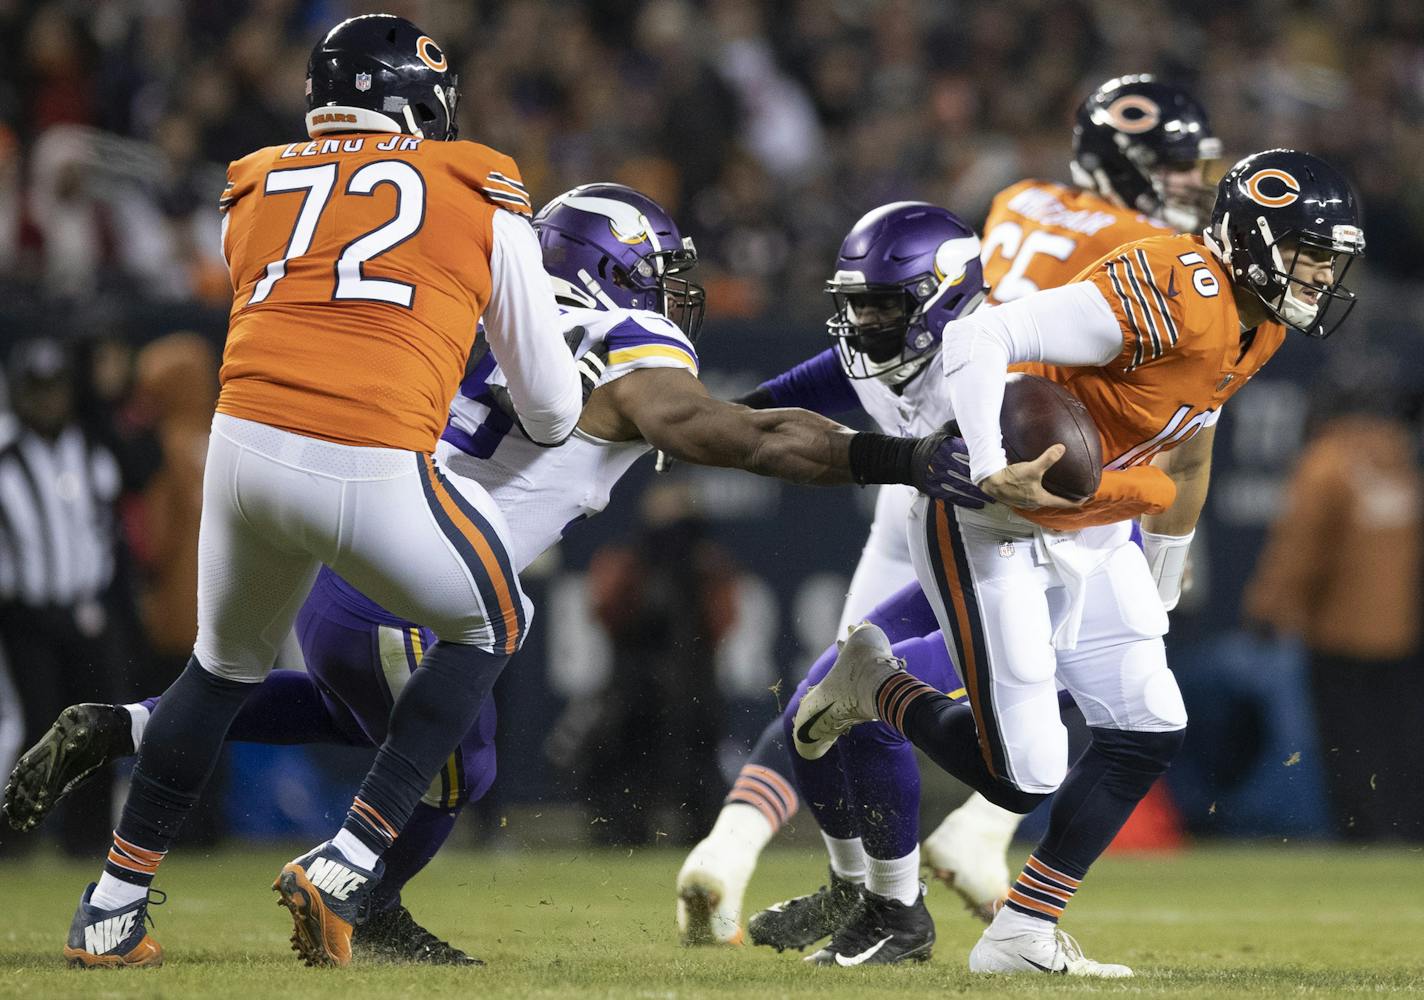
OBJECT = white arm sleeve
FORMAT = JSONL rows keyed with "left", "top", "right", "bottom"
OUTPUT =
{"left": 483, "top": 210, "right": 582, "bottom": 445}
{"left": 940, "top": 282, "right": 1124, "bottom": 482}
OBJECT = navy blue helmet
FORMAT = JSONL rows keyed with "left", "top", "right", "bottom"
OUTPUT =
{"left": 1072, "top": 75, "right": 1222, "bottom": 231}
{"left": 825, "top": 202, "right": 985, "bottom": 381}
{"left": 1208, "top": 149, "right": 1364, "bottom": 339}
{"left": 306, "top": 15, "right": 459, "bottom": 141}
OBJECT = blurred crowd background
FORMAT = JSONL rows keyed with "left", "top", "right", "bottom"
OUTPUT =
{"left": 0, "top": 0, "right": 1421, "bottom": 857}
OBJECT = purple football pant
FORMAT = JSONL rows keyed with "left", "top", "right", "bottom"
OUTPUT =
{"left": 783, "top": 582, "right": 967, "bottom": 860}
{"left": 142, "top": 572, "right": 497, "bottom": 910}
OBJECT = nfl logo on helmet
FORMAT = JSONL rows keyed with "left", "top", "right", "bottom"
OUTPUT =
{"left": 354, "top": 72, "right": 372, "bottom": 92}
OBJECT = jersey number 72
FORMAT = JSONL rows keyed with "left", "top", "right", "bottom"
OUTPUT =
{"left": 244, "top": 161, "right": 426, "bottom": 309}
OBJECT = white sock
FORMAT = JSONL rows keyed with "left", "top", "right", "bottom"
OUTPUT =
{"left": 122, "top": 703, "right": 150, "bottom": 752}
{"left": 821, "top": 833, "right": 867, "bottom": 883}
{"left": 708, "top": 802, "right": 775, "bottom": 855}
{"left": 866, "top": 846, "right": 921, "bottom": 905}
{"left": 90, "top": 872, "right": 148, "bottom": 911}
{"left": 990, "top": 900, "right": 1055, "bottom": 937}
{"left": 330, "top": 829, "right": 380, "bottom": 871}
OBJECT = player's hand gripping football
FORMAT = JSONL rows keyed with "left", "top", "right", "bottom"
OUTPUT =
{"left": 909, "top": 432, "right": 992, "bottom": 509}
{"left": 979, "top": 444, "right": 1086, "bottom": 510}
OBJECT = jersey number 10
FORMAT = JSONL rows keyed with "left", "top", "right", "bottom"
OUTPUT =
{"left": 246, "top": 161, "right": 426, "bottom": 308}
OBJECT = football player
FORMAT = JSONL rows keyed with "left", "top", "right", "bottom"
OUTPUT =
{"left": 4, "top": 184, "right": 974, "bottom": 964}
{"left": 675, "top": 73, "right": 1222, "bottom": 944}
{"left": 45, "top": 12, "right": 585, "bottom": 970}
{"left": 790, "top": 148, "right": 1364, "bottom": 973}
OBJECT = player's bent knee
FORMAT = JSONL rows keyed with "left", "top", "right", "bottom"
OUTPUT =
{"left": 1089, "top": 725, "right": 1186, "bottom": 776}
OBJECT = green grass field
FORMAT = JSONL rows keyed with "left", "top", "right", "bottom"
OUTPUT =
{"left": 1, "top": 843, "right": 1420, "bottom": 998}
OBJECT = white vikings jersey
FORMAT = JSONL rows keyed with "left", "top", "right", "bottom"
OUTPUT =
{"left": 848, "top": 359, "right": 952, "bottom": 439}
{"left": 439, "top": 304, "right": 699, "bottom": 571}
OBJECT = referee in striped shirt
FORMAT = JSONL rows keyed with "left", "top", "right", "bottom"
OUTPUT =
{"left": 0, "top": 338, "right": 123, "bottom": 855}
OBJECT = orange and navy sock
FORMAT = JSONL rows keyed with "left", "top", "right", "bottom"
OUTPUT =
{"left": 1005, "top": 852, "right": 1083, "bottom": 923}
{"left": 875, "top": 673, "right": 941, "bottom": 735}
{"left": 104, "top": 832, "right": 168, "bottom": 888}
{"left": 342, "top": 795, "right": 399, "bottom": 855}
{"left": 726, "top": 764, "right": 799, "bottom": 832}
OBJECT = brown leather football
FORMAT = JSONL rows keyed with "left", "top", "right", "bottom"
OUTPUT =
{"left": 1000, "top": 373, "right": 1103, "bottom": 502}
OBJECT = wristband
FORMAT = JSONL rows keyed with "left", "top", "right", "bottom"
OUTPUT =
{"left": 1141, "top": 528, "right": 1194, "bottom": 612}
{"left": 847, "top": 432, "right": 915, "bottom": 486}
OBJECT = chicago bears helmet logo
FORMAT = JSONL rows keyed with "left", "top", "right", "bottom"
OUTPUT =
{"left": 1100, "top": 94, "right": 1161, "bottom": 134}
{"left": 1244, "top": 168, "right": 1301, "bottom": 208}
{"left": 416, "top": 36, "right": 448, "bottom": 72}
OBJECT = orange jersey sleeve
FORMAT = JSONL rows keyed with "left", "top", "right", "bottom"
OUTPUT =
{"left": 217, "top": 135, "right": 534, "bottom": 453}
{"left": 981, "top": 180, "right": 1171, "bottom": 304}
{"left": 1017, "top": 234, "right": 1286, "bottom": 472}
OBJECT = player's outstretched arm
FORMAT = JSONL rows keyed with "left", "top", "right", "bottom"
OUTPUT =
{"left": 596, "top": 367, "right": 980, "bottom": 501}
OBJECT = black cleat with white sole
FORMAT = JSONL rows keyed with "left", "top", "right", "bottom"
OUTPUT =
{"left": 806, "top": 885, "right": 934, "bottom": 966}
{"left": 3, "top": 703, "right": 132, "bottom": 832}
{"left": 748, "top": 869, "right": 863, "bottom": 952}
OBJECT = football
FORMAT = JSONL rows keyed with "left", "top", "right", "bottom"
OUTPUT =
{"left": 1000, "top": 373, "right": 1103, "bottom": 502}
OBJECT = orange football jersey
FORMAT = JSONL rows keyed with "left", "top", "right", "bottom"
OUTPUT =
{"left": 217, "top": 133, "right": 533, "bottom": 453}
{"left": 981, "top": 179, "right": 1171, "bottom": 305}
{"left": 1018, "top": 233, "right": 1286, "bottom": 473}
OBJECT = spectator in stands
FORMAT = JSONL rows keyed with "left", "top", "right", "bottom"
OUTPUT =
{"left": 0, "top": 338, "right": 125, "bottom": 855}
{"left": 1245, "top": 357, "right": 1424, "bottom": 841}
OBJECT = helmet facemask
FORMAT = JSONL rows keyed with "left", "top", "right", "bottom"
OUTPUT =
{"left": 827, "top": 278, "right": 981, "bottom": 383}
{"left": 612, "top": 238, "right": 706, "bottom": 341}
{"left": 1223, "top": 215, "right": 1364, "bottom": 339}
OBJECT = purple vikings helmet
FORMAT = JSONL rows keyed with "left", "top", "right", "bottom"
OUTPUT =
{"left": 826, "top": 202, "right": 986, "bottom": 381}
{"left": 534, "top": 183, "right": 705, "bottom": 339}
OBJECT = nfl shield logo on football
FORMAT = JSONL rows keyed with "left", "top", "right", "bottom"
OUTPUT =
{"left": 355, "top": 72, "right": 372, "bottom": 92}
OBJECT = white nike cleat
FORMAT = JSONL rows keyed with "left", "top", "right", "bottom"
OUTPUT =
{"left": 792, "top": 623, "right": 904, "bottom": 761}
{"left": 969, "top": 924, "right": 1133, "bottom": 977}
{"left": 922, "top": 793, "right": 1016, "bottom": 923}
{"left": 676, "top": 836, "right": 752, "bottom": 945}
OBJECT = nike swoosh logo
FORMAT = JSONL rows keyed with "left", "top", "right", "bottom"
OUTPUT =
{"left": 835, "top": 935, "right": 893, "bottom": 966}
{"left": 1165, "top": 269, "right": 1180, "bottom": 298}
{"left": 1021, "top": 954, "right": 1067, "bottom": 974}
{"left": 795, "top": 704, "right": 834, "bottom": 746}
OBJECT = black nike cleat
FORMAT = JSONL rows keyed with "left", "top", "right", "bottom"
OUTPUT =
{"left": 806, "top": 885, "right": 934, "bottom": 966}
{"left": 353, "top": 904, "right": 483, "bottom": 965}
{"left": 4, "top": 703, "right": 132, "bottom": 832}
{"left": 747, "top": 869, "right": 864, "bottom": 952}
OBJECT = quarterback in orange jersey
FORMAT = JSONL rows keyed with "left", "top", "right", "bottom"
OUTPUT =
{"left": 791, "top": 148, "right": 1364, "bottom": 976}
{"left": 912, "top": 74, "right": 1223, "bottom": 919}
{"left": 56, "top": 15, "right": 581, "bottom": 971}
{"left": 981, "top": 75, "right": 1221, "bottom": 305}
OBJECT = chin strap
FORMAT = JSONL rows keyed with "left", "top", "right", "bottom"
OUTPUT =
{"left": 1140, "top": 528, "right": 1194, "bottom": 612}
